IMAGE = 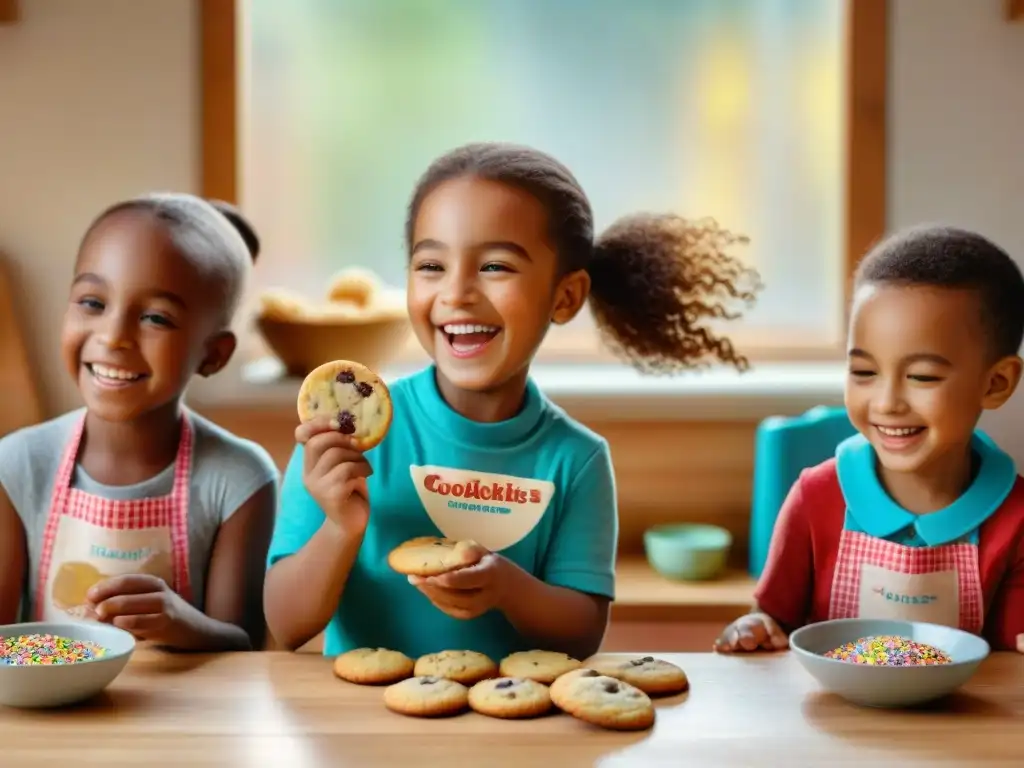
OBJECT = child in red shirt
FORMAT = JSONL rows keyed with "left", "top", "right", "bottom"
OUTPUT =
{"left": 717, "top": 225, "right": 1024, "bottom": 654}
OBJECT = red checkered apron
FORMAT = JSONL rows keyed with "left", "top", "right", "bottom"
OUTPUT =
{"left": 827, "top": 528, "right": 983, "bottom": 633}
{"left": 35, "top": 411, "right": 193, "bottom": 621}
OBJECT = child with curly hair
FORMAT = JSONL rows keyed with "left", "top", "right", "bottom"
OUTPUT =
{"left": 266, "top": 142, "right": 761, "bottom": 660}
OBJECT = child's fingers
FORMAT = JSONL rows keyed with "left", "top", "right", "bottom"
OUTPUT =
{"left": 763, "top": 616, "right": 790, "bottom": 650}
{"left": 1017, "top": 633, "right": 1024, "bottom": 654}
{"left": 736, "top": 623, "right": 765, "bottom": 652}
{"left": 295, "top": 415, "right": 339, "bottom": 444}
{"left": 303, "top": 432, "right": 362, "bottom": 474}
{"left": 714, "top": 623, "right": 749, "bottom": 653}
{"left": 713, "top": 629, "right": 737, "bottom": 653}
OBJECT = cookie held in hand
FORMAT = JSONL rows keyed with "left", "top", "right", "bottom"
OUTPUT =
{"left": 387, "top": 536, "right": 482, "bottom": 577}
{"left": 332, "top": 647, "right": 415, "bottom": 685}
{"left": 296, "top": 359, "right": 393, "bottom": 451}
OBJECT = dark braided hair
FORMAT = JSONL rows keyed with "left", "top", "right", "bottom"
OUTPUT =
{"left": 855, "top": 224, "right": 1024, "bottom": 359}
{"left": 405, "top": 142, "right": 763, "bottom": 372}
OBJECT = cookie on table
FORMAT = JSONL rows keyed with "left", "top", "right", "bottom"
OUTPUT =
{"left": 387, "top": 536, "right": 481, "bottom": 577}
{"left": 549, "top": 668, "right": 599, "bottom": 710}
{"left": 414, "top": 650, "right": 497, "bottom": 685}
{"left": 585, "top": 655, "right": 689, "bottom": 696}
{"left": 499, "top": 650, "right": 582, "bottom": 685}
{"left": 551, "top": 669, "right": 655, "bottom": 731}
{"left": 383, "top": 675, "right": 470, "bottom": 718}
{"left": 296, "top": 360, "right": 393, "bottom": 451}
{"left": 332, "top": 647, "right": 415, "bottom": 685}
{"left": 468, "top": 677, "right": 553, "bottom": 719}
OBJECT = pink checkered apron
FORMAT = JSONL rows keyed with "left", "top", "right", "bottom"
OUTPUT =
{"left": 35, "top": 412, "right": 193, "bottom": 622}
{"left": 827, "top": 528, "right": 983, "bottom": 633}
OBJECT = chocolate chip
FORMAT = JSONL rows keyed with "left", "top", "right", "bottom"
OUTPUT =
{"left": 602, "top": 681, "right": 620, "bottom": 694}
{"left": 355, "top": 381, "right": 373, "bottom": 397}
{"left": 419, "top": 676, "right": 438, "bottom": 685}
{"left": 336, "top": 370, "right": 355, "bottom": 383}
{"left": 495, "top": 679, "right": 515, "bottom": 689}
{"left": 630, "top": 656, "right": 654, "bottom": 667}
{"left": 580, "top": 670, "right": 600, "bottom": 678}
{"left": 336, "top": 411, "right": 355, "bottom": 434}
{"left": 505, "top": 692, "right": 517, "bottom": 699}
{"left": 641, "top": 656, "right": 654, "bottom": 662}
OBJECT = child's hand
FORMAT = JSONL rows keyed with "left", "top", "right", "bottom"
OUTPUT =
{"left": 714, "top": 612, "right": 789, "bottom": 653}
{"left": 87, "top": 574, "right": 195, "bottom": 645}
{"left": 296, "top": 416, "right": 373, "bottom": 534}
{"left": 1017, "top": 634, "right": 1023, "bottom": 654}
{"left": 409, "top": 544, "right": 504, "bottom": 620}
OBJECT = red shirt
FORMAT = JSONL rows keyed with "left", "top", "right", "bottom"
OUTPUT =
{"left": 754, "top": 458, "right": 1024, "bottom": 651}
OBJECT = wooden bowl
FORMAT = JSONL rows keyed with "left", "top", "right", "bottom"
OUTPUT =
{"left": 256, "top": 315, "right": 412, "bottom": 378}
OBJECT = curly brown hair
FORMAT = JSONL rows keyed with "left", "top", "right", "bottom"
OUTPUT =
{"left": 405, "top": 143, "right": 763, "bottom": 372}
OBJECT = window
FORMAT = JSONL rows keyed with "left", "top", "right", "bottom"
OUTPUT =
{"left": 206, "top": 0, "right": 885, "bottom": 370}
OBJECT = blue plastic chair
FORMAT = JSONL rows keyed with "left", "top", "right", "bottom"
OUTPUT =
{"left": 748, "top": 405, "right": 857, "bottom": 578}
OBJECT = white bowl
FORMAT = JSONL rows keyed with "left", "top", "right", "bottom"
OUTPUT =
{"left": 0, "top": 621, "right": 136, "bottom": 708}
{"left": 789, "top": 618, "right": 990, "bottom": 708}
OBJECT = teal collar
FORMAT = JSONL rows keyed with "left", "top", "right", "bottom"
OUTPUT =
{"left": 835, "top": 432, "right": 1015, "bottom": 545}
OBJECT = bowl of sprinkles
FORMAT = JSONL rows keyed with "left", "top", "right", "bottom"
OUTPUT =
{"left": 789, "top": 619, "right": 990, "bottom": 709}
{"left": 0, "top": 621, "right": 135, "bottom": 708}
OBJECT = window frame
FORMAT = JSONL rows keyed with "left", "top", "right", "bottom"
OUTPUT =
{"left": 200, "top": 0, "right": 888, "bottom": 365}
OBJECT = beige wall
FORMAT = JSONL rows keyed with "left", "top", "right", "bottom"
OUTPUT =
{"left": 0, "top": 0, "right": 199, "bottom": 414}
{"left": 887, "top": 0, "right": 1024, "bottom": 458}
{"left": 1, "top": 0, "right": 1023, "bottom": 453}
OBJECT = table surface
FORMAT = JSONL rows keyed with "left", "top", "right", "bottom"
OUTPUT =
{"left": 1, "top": 650, "right": 1021, "bottom": 767}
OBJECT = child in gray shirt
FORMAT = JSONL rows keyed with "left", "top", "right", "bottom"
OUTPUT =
{"left": 0, "top": 194, "right": 278, "bottom": 651}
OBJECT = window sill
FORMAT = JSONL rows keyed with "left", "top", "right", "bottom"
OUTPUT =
{"left": 187, "top": 356, "right": 846, "bottom": 422}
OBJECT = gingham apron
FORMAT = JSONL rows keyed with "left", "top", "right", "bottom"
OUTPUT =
{"left": 35, "top": 411, "right": 194, "bottom": 621}
{"left": 827, "top": 529, "right": 983, "bottom": 632}
{"left": 826, "top": 433, "right": 1011, "bottom": 634}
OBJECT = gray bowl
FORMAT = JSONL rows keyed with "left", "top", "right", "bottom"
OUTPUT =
{"left": 0, "top": 621, "right": 136, "bottom": 708}
{"left": 789, "top": 618, "right": 989, "bottom": 708}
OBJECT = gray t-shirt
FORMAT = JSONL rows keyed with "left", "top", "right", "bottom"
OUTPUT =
{"left": 0, "top": 408, "right": 279, "bottom": 619}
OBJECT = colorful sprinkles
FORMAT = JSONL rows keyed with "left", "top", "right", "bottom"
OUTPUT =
{"left": 824, "top": 635, "right": 952, "bottom": 666}
{"left": 0, "top": 633, "right": 107, "bottom": 666}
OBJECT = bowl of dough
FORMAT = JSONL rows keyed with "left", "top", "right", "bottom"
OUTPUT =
{"left": 256, "top": 268, "right": 412, "bottom": 378}
{"left": 788, "top": 618, "right": 990, "bottom": 709}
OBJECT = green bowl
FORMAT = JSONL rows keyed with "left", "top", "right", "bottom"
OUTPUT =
{"left": 643, "top": 523, "right": 732, "bottom": 581}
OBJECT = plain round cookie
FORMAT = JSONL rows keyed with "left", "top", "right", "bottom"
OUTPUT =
{"left": 553, "top": 670, "right": 655, "bottom": 731}
{"left": 468, "top": 677, "right": 553, "bottom": 719}
{"left": 296, "top": 360, "right": 393, "bottom": 451}
{"left": 382, "top": 675, "right": 470, "bottom": 718}
{"left": 387, "top": 536, "right": 481, "bottom": 577}
{"left": 332, "top": 647, "right": 415, "bottom": 685}
{"left": 414, "top": 650, "right": 497, "bottom": 685}
{"left": 585, "top": 655, "right": 689, "bottom": 696}
{"left": 499, "top": 650, "right": 582, "bottom": 685}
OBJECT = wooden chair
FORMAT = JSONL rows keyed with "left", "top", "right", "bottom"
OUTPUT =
{"left": 0, "top": 253, "right": 44, "bottom": 436}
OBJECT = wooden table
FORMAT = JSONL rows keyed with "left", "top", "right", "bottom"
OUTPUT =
{"left": 1, "top": 651, "right": 1021, "bottom": 767}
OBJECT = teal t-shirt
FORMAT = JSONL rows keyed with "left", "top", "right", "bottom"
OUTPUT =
{"left": 835, "top": 431, "right": 1016, "bottom": 546}
{"left": 267, "top": 366, "right": 618, "bottom": 660}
